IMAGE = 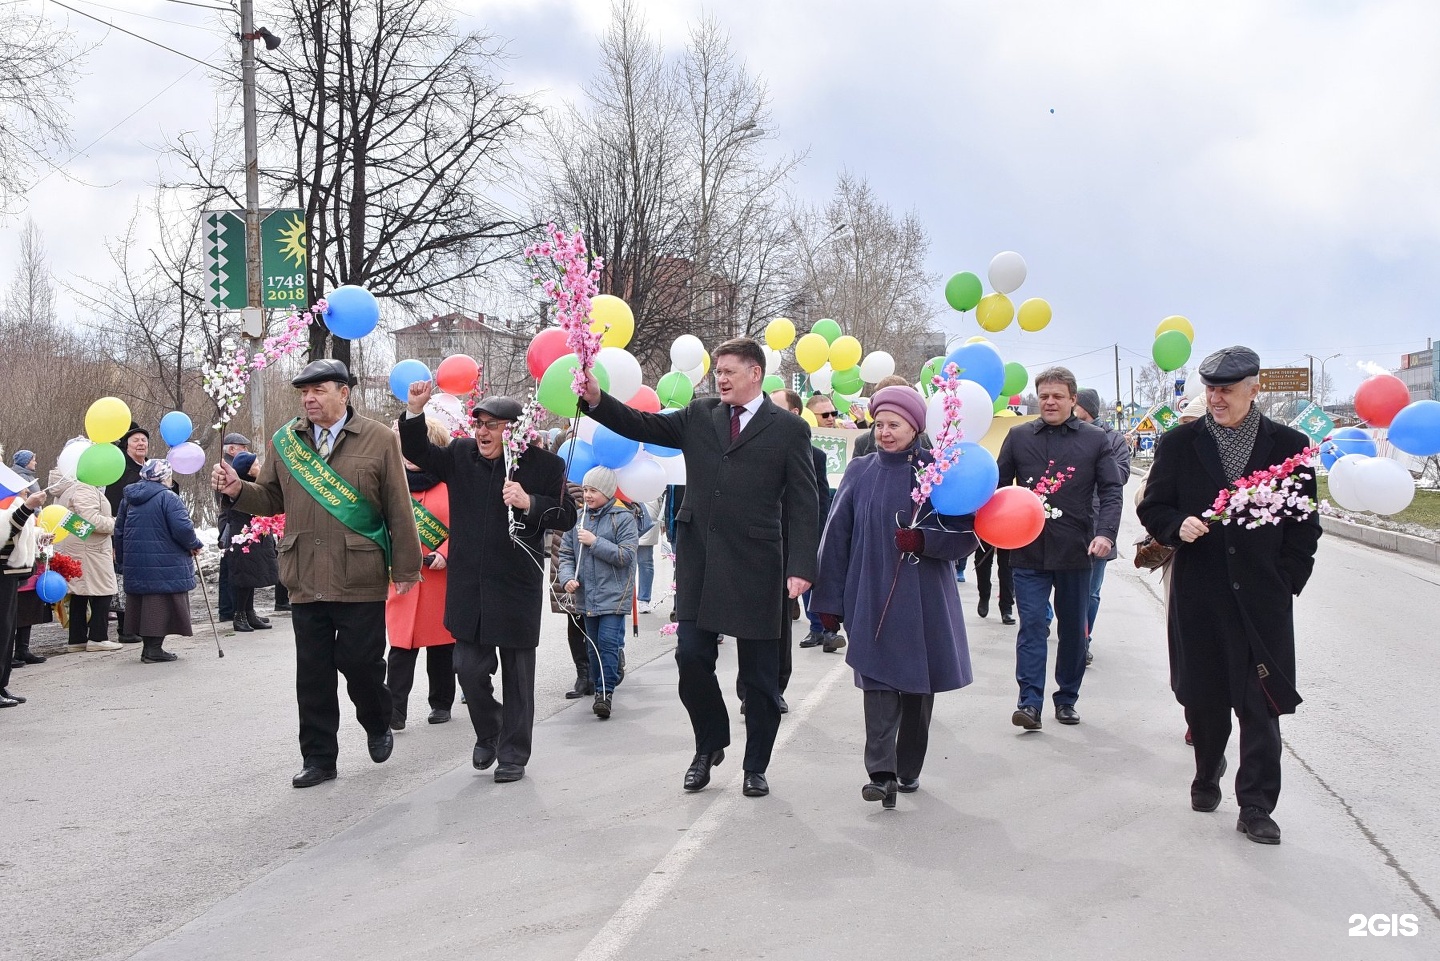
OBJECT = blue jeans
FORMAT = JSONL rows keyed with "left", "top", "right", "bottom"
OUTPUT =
{"left": 1012, "top": 567, "right": 1089, "bottom": 710}
{"left": 803, "top": 588, "right": 823, "bottom": 633}
{"left": 584, "top": 614, "right": 626, "bottom": 695}
{"left": 637, "top": 546, "right": 654, "bottom": 603}
{"left": 1086, "top": 556, "right": 1110, "bottom": 653}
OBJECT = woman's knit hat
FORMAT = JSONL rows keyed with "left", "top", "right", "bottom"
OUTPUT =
{"left": 581, "top": 465, "right": 619, "bottom": 499}
{"left": 869, "top": 385, "right": 928, "bottom": 434}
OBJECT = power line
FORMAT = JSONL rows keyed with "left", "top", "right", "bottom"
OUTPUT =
{"left": 46, "top": 0, "right": 234, "bottom": 76}
{"left": 163, "top": 0, "right": 237, "bottom": 10}
{"left": 67, "top": 0, "right": 217, "bottom": 29}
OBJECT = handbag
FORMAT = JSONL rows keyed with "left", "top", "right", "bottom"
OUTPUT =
{"left": 1133, "top": 534, "right": 1175, "bottom": 571}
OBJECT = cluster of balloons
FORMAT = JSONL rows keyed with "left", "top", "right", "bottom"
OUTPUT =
{"left": 1321, "top": 372, "right": 1440, "bottom": 516}
{"left": 160, "top": 411, "right": 205, "bottom": 475}
{"left": 765, "top": 316, "right": 896, "bottom": 415}
{"left": 1151, "top": 316, "right": 1194, "bottom": 373}
{"left": 919, "top": 341, "right": 1030, "bottom": 415}
{"left": 59, "top": 399, "right": 207, "bottom": 489}
{"left": 557, "top": 416, "right": 683, "bottom": 503}
{"left": 943, "top": 252, "right": 1052, "bottom": 335}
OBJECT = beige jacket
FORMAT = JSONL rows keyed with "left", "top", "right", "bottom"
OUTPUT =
{"left": 232, "top": 410, "right": 422, "bottom": 603}
{"left": 52, "top": 471, "right": 118, "bottom": 597}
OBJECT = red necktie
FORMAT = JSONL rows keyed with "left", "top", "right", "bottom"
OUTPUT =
{"left": 730, "top": 404, "right": 741, "bottom": 443}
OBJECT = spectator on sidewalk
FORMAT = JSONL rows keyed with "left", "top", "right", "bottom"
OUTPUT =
{"left": 10, "top": 450, "right": 41, "bottom": 494}
{"left": 114, "top": 459, "right": 203, "bottom": 664}
{"left": 1, "top": 474, "right": 45, "bottom": 708}
{"left": 972, "top": 540, "right": 1015, "bottom": 625}
{"left": 1073, "top": 387, "right": 1132, "bottom": 665}
{"left": 222, "top": 452, "right": 276, "bottom": 633}
{"left": 216, "top": 432, "right": 251, "bottom": 622}
{"left": 52, "top": 443, "right": 122, "bottom": 652}
{"left": 636, "top": 493, "right": 662, "bottom": 614}
{"left": 11, "top": 561, "right": 54, "bottom": 668}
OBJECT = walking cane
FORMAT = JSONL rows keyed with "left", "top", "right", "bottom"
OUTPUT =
{"left": 194, "top": 555, "right": 225, "bottom": 658}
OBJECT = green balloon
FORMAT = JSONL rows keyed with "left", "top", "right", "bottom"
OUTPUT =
{"left": 810, "top": 318, "right": 842, "bottom": 344}
{"left": 1001, "top": 361, "right": 1029, "bottom": 397}
{"left": 831, "top": 366, "right": 863, "bottom": 395}
{"left": 761, "top": 374, "right": 784, "bottom": 395}
{"left": 76, "top": 443, "right": 125, "bottom": 487}
{"left": 919, "top": 355, "right": 946, "bottom": 395}
{"left": 993, "top": 394, "right": 1009, "bottom": 414}
{"left": 944, "top": 272, "right": 983, "bottom": 312}
{"left": 538, "top": 354, "right": 609, "bottom": 417}
{"left": 659, "top": 370, "right": 696, "bottom": 408}
{"left": 1152, "top": 330, "right": 1193, "bottom": 373}
{"left": 832, "top": 393, "right": 853, "bottom": 414}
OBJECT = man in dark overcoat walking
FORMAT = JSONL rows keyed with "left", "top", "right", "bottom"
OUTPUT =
{"left": 580, "top": 338, "right": 819, "bottom": 798}
{"left": 1138, "top": 346, "right": 1321, "bottom": 844}
{"left": 401, "top": 385, "right": 577, "bottom": 784}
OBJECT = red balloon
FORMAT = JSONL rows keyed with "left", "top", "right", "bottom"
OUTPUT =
{"left": 627, "top": 384, "right": 662, "bottom": 413}
{"left": 1009, "top": 395, "right": 1023, "bottom": 405}
{"left": 435, "top": 354, "right": 479, "bottom": 395}
{"left": 1354, "top": 373, "right": 1410, "bottom": 428}
{"left": 974, "top": 486, "right": 1046, "bottom": 550}
{"left": 527, "top": 328, "right": 569, "bottom": 381}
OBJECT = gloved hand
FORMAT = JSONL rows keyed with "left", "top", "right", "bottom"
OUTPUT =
{"left": 894, "top": 527, "right": 925, "bottom": 555}
{"left": 819, "top": 613, "right": 842, "bottom": 633}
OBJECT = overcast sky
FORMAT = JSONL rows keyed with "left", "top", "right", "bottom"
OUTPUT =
{"left": 9, "top": 0, "right": 1440, "bottom": 401}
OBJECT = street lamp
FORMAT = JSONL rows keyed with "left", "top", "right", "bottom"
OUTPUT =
{"left": 1303, "top": 352, "right": 1341, "bottom": 405}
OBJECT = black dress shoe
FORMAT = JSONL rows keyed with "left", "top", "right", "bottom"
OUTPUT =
{"left": 898, "top": 777, "right": 920, "bottom": 793}
{"left": 742, "top": 772, "right": 769, "bottom": 797}
{"left": 292, "top": 766, "right": 337, "bottom": 788}
{"left": 117, "top": 633, "right": 142, "bottom": 644}
{"left": 427, "top": 709, "right": 451, "bottom": 724}
{"left": 1, "top": 688, "right": 26, "bottom": 704}
{"left": 391, "top": 715, "right": 407, "bottom": 731}
{"left": 0, "top": 694, "right": 18, "bottom": 708}
{"left": 683, "top": 749, "right": 724, "bottom": 792}
{"left": 17, "top": 650, "right": 46, "bottom": 664}
{"left": 799, "top": 631, "right": 823, "bottom": 648}
{"left": 1237, "top": 806, "right": 1281, "bottom": 844}
{"left": 1191, "top": 757, "right": 1227, "bottom": 813}
{"left": 778, "top": 695, "right": 789, "bottom": 714}
{"left": 1055, "top": 704, "right": 1080, "bottom": 725}
{"left": 473, "top": 741, "right": 497, "bottom": 770}
{"left": 977, "top": 597, "right": 990, "bottom": 619}
{"left": 861, "top": 778, "right": 898, "bottom": 808}
{"left": 1011, "top": 706, "right": 1042, "bottom": 730}
{"left": 494, "top": 762, "right": 525, "bottom": 783}
{"left": 1001, "top": 612, "right": 1016, "bottom": 626}
{"left": 248, "top": 613, "right": 272, "bottom": 630}
{"left": 368, "top": 729, "right": 394, "bottom": 763}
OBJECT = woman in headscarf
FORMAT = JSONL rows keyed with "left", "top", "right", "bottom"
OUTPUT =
{"left": 810, "top": 385, "right": 979, "bottom": 808}
{"left": 222, "top": 451, "right": 277, "bottom": 633}
{"left": 114, "top": 459, "right": 202, "bottom": 663}
{"left": 385, "top": 417, "right": 457, "bottom": 728}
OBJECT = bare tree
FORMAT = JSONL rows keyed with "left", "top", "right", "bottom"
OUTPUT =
{"left": 1135, "top": 362, "right": 1189, "bottom": 410}
{"left": 0, "top": 1, "right": 82, "bottom": 215}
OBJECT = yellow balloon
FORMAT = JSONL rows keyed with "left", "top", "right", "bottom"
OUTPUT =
{"left": 1155, "top": 314, "right": 1194, "bottom": 342}
{"left": 802, "top": 408, "right": 818, "bottom": 427}
{"left": 701, "top": 350, "right": 711, "bottom": 376}
{"left": 765, "top": 317, "right": 796, "bottom": 351}
{"left": 85, "top": 397, "right": 132, "bottom": 444}
{"left": 795, "top": 332, "right": 829, "bottom": 373}
{"left": 588, "top": 294, "right": 635, "bottom": 349}
{"left": 976, "top": 293, "right": 1015, "bottom": 332}
{"left": 1017, "top": 298, "right": 1052, "bottom": 332}
{"left": 828, "top": 335, "right": 862, "bottom": 371}
{"left": 965, "top": 336, "right": 990, "bottom": 344}
{"left": 39, "top": 504, "right": 68, "bottom": 532}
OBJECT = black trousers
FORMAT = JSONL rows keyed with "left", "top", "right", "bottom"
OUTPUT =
{"left": 737, "top": 616, "right": 793, "bottom": 698}
{"left": 678, "top": 620, "right": 781, "bottom": 773}
{"left": 217, "top": 553, "right": 233, "bottom": 619}
{"left": 68, "top": 594, "right": 111, "bottom": 644}
{"left": 974, "top": 544, "right": 1014, "bottom": 614}
{"left": 291, "top": 601, "right": 390, "bottom": 769}
{"left": 0, "top": 575, "right": 19, "bottom": 691}
{"left": 863, "top": 691, "right": 934, "bottom": 780}
{"left": 455, "top": 641, "right": 536, "bottom": 765}
{"left": 565, "top": 613, "right": 588, "bottom": 673}
{"left": 387, "top": 643, "right": 456, "bottom": 720}
{"left": 1185, "top": 671, "right": 1282, "bottom": 813}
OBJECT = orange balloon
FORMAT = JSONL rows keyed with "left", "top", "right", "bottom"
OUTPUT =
{"left": 974, "top": 487, "right": 1046, "bottom": 550}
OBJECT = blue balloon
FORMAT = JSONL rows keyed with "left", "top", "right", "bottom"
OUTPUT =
{"left": 1388, "top": 399, "right": 1440, "bottom": 457}
{"left": 558, "top": 439, "right": 597, "bottom": 485}
{"left": 943, "top": 343, "right": 1006, "bottom": 400}
{"left": 388, "top": 359, "right": 432, "bottom": 403}
{"left": 159, "top": 411, "right": 193, "bottom": 446}
{"left": 644, "top": 441, "right": 681, "bottom": 459}
{"left": 324, "top": 285, "right": 381, "bottom": 340}
{"left": 35, "top": 570, "right": 69, "bottom": 604}
{"left": 592, "top": 424, "right": 640, "bottom": 469}
{"left": 927, "top": 442, "right": 999, "bottom": 515}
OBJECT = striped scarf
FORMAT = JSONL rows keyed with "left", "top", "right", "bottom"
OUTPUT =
{"left": 1204, "top": 405, "right": 1261, "bottom": 482}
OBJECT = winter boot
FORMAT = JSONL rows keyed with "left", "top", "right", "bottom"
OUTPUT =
{"left": 233, "top": 610, "right": 255, "bottom": 633}
{"left": 140, "top": 636, "right": 177, "bottom": 663}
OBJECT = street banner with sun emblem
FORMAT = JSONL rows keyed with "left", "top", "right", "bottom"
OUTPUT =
{"left": 261, "top": 209, "right": 309, "bottom": 308}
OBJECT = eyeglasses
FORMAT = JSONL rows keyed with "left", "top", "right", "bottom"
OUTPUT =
{"left": 473, "top": 418, "right": 506, "bottom": 432}
{"left": 817, "top": 411, "right": 838, "bottom": 419}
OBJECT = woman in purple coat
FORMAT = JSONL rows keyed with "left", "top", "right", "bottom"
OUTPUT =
{"left": 811, "top": 386, "right": 979, "bottom": 808}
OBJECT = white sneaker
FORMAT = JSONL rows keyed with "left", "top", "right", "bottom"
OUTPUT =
{"left": 86, "top": 640, "right": 124, "bottom": 652}
{"left": 638, "top": 602, "right": 653, "bottom": 614}
{"left": 66, "top": 643, "right": 87, "bottom": 653}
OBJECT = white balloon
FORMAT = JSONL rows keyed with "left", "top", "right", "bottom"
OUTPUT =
{"left": 1326, "top": 454, "right": 1369, "bottom": 511}
{"left": 656, "top": 452, "right": 687, "bottom": 485}
{"left": 671, "top": 334, "right": 705, "bottom": 371}
{"left": 1353, "top": 456, "right": 1415, "bottom": 515}
{"left": 809, "top": 364, "right": 834, "bottom": 394}
{"left": 597, "top": 346, "right": 642, "bottom": 403}
{"left": 762, "top": 345, "right": 781, "bottom": 375}
{"left": 988, "top": 250, "right": 1028, "bottom": 295}
{"left": 574, "top": 417, "right": 599, "bottom": 444}
{"left": 57, "top": 439, "right": 91, "bottom": 480}
{"left": 859, "top": 351, "right": 895, "bottom": 384}
{"left": 684, "top": 362, "right": 706, "bottom": 386}
{"left": 617, "top": 456, "right": 668, "bottom": 502}
{"left": 927, "top": 379, "right": 994, "bottom": 443}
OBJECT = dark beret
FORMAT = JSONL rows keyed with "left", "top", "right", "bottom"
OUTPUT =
{"left": 222, "top": 432, "right": 251, "bottom": 447}
{"left": 1198, "top": 346, "right": 1261, "bottom": 387}
{"left": 473, "top": 395, "right": 524, "bottom": 421}
{"left": 291, "top": 359, "right": 355, "bottom": 388}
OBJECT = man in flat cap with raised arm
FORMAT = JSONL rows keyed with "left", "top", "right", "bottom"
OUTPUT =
{"left": 402, "top": 381, "right": 577, "bottom": 784}
{"left": 212, "top": 359, "right": 422, "bottom": 789}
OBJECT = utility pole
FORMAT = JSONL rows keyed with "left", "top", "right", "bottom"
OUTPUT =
{"left": 1113, "top": 344, "right": 1122, "bottom": 429}
{"left": 240, "top": 0, "right": 265, "bottom": 432}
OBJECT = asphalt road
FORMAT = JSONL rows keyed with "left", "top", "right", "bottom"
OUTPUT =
{"left": 5, "top": 494, "right": 1438, "bottom": 961}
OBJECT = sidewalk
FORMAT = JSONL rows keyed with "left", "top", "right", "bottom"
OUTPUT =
{"left": 127, "top": 562, "right": 1432, "bottom": 961}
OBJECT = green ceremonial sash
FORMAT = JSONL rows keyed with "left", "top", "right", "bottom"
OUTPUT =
{"left": 411, "top": 497, "right": 448, "bottom": 553}
{"left": 273, "top": 424, "right": 392, "bottom": 565}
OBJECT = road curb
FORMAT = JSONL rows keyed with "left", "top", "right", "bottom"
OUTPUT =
{"left": 1320, "top": 515, "right": 1440, "bottom": 564}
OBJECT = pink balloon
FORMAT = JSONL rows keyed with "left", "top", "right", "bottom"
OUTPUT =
{"left": 166, "top": 442, "right": 206, "bottom": 475}
{"left": 627, "top": 385, "right": 662, "bottom": 413}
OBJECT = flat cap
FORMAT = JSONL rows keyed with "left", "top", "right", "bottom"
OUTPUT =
{"left": 1198, "top": 346, "right": 1261, "bottom": 387}
{"left": 291, "top": 359, "right": 355, "bottom": 388}
{"left": 222, "top": 432, "right": 251, "bottom": 447}
{"left": 472, "top": 395, "right": 524, "bottom": 422}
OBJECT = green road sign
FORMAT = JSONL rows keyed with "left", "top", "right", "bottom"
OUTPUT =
{"left": 260, "top": 209, "right": 308, "bottom": 308}
{"left": 203, "top": 211, "right": 246, "bottom": 310}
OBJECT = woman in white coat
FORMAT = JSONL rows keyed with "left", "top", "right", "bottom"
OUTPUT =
{"left": 51, "top": 446, "right": 122, "bottom": 652}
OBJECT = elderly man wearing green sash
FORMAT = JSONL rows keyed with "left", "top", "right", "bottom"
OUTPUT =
{"left": 213, "top": 359, "right": 423, "bottom": 789}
